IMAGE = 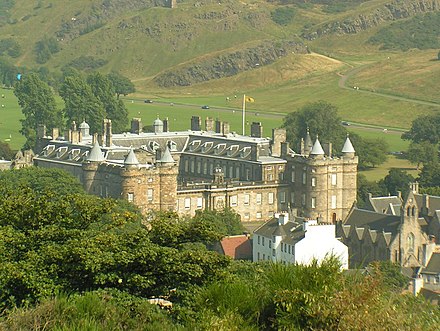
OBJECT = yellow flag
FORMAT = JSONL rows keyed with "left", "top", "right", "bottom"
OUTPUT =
{"left": 245, "top": 96, "right": 255, "bottom": 103}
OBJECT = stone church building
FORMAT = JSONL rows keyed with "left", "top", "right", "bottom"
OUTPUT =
{"left": 33, "top": 116, "right": 358, "bottom": 222}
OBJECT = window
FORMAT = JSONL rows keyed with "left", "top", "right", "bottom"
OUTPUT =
{"left": 302, "top": 193, "right": 306, "bottom": 206}
{"left": 279, "top": 192, "right": 286, "bottom": 203}
{"left": 258, "top": 252, "right": 260, "bottom": 261}
{"left": 184, "top": 198, "right": 191, "bottom": 209}
{"left": 127, "top": 192, "right": 134, "bottom": 202}
{"left": 290, "top": 192, "right": 295, "bottom": 204}
{"left": 197, "top": 161, "right": 201, "bottom": 174}
{"left": 267, "top": 173, "right": 273, "bottom": 181}
{"left": 184, "top": 160, "right": 189, "bottom": 172}
{"left": 311, "top": 197, "right": 316, "bottom": 209}
{"left": 269, "top": 240, "right": 272, "bottom": 248}
{"left": 236, "top": 167, "right": 240, "bottom": 179}
{"left": 190, "top": 160, "right": 195, "bottom": 173}
{"left": 246, "top": 168, "right": 250, "bottom": 180}
{"left": 244, "top": 212, "right": 250, "bottom": 220}
{"left": 197, "top": 197, "right": 203, "bottom": 209}
{"left": 311, "top": 177, "right": 316, "bottom": 187}
{"left": 244, "top": 194, "right": 250, "bottom": 206}
{"left": 331, "top": 173, "right": 337, "bottom": 186}
{"left": 147, "top": 188, "right": 153, "bottom": 201}
{"left": 256, "top": 193, "right": 262, "bottom": 205}
{"left": 268, "top": 192, "right": 274, "bottom": 204}
{"left": 230, "top": 195, "right": 238, "bottom": 207}
{"left": 262, "top": 237, "right": 265, "bottom": 246}
{"left": 209, "top": 163, "right": 213, "bottom": 175}
{"left": 280, "top": 243, "right": 283, "bottom": 252}
{"left": 288, "top": 245, "right": 291, "bottom": 254}
{"left": 331, "top": 195, "right": 337, "bottom": 209}
{"left": 407, "top": 233, "right": 415, "bottom": 253}
{"left": 257, "top": 211, "right": 262, "bottom": 219}
{"left": 291, "top": 171, "right": 295, "bottom": 182}
{"left": 258, "top": 236, "right": 260, "bottom": 244}
{"left": 302, "top": 172, "right": 306, "bottom": 185}
{"left": 203, "top": 162, "right": 207, "bottom": 175}
{"left": 263, "top": 254, "right": 265, "bottom": 260}
{"left": 272, "top": 249, "right": 276, "bottom": 256}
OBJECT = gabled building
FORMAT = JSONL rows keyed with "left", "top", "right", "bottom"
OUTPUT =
{"left": 32, "top": 116, "right": 358, "bottom": 222}
{"left": 337, "top": 190, "right": 435, "bottom": 268}
{"left": 253, "top": 212, "right": 348, "bottom": 268}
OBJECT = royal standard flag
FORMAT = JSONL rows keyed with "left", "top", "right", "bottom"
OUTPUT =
{"left": 245, "top": 96, "right": 255, "bottom": 103}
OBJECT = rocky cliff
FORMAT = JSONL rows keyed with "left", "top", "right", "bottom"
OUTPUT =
{"left": 301, "top": 0, "right": 440, "bottom": 40}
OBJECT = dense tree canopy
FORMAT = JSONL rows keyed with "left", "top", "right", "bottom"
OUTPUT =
{"left": 0, "top": 141, "right": 14, "bottom": 160}
{"left": 108, "top": 71, "right": 136, "bottom": 99}
{"left": 13, "top": 73, "right": 63, "bottom": 149}
{"left": 87, "top": 72, "right": 128, "bottom": 133}
{"left": 379, "top": 168, "right": 414, "bottom": 197}
{"left": 282, "top": 101, "right": 388, "bottom": 169}
{"left": 402, "top": 114, "right": 440, "bottom": 144}
{"left": 60, "top": 73, "right": 105, "bottom": 134}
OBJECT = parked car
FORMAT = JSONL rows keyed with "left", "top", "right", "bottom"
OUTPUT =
{"left": 201, "top": 105, "right": 210, "bottom": 109}
{"left": 144, "top": 99, "right": 153, "bottom": 103}
{"left": 341, "top": 121, "right": 350, "bottom": 126}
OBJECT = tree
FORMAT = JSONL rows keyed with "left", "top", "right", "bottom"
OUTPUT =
{"left": 357, "top": 174, "right": 387, "bottom": 208}
{"left": 282, "top": 101, "right": 346, "bottom": 150}
{"left": 108, "top": 71, "right": 135, "bottom": 99}
{"left": 192, "top": 208, "right": 244, "bottom": 237}
{"left": 14, "top": 73, "right": 63, "bottom": 149}
{"left": 60, "top": 73, "right": 105, "bottom": 134}
{"left": 379, "top": 169, "right": 414, "bottom": 196}
{"left": 0, "top": 141, "right": 14, "bottom": 160}
{"left": 87, "top": 72, "right": 128, "bottom": 132}
{"left": 406, "top": 141, "right": 438, "bottom": 169}
{"left": 402, "top": 114, "right": 440, "bottom": 144}
{"left": 351, "top": 135, "right": 388, "bottom": 169}
{"left": 418, "top": 162, "right": 440, "bottom": 188}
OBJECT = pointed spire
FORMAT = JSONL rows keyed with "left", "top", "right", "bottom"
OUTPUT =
{"left": 158, "top": 145, "right": 175, "bottom": 164}
{"left": 124, "top": 148, "right": 139, "bottom": 166}
{"left": 310, "top": 136, "right": 325, "bottom": 156}
{"left": 87, "top": 141, "right": 105, "bottom": 162}
{"left": 304, "top": 127, "right": 313, "bottom": 150}
{"left": 342, "top": 134, "right": 355, "bottom": 154}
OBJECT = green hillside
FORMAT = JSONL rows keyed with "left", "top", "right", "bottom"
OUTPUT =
{"left": 0, "top": 0, "right": 439, "bottom": 130}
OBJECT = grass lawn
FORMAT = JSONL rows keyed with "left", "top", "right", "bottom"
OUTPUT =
{"left": 359, "top": 155, "right": 419, "bottom": 182}
{"left": 348, "top": 127, "right": 409, "bottom": 152}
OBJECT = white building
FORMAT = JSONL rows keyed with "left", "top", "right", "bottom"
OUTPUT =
{"left": 253, "top": 212, "right": 349, "bottom": 269}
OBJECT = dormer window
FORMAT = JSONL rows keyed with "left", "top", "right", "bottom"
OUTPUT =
{"left": 240, "top": 147, "right": 251, "bottom": 158}
{"left": 201, "top": 141, "right": 213, "bottom": 153}
{"left": 167, "top": 140, "right": 177, "bottom": 151}
{"left": 42, "top": 144, "right": 55, "bottom": 156}
{"left": 148, "top": 141, "right": 160, "bottom": 152}
{"left": 188, "top": 140, "right": 201, "bottom": 152}
{"left": 69, "top": 148, "right": 81, "bottom": 160}
{"left": 226, "top": 145, "right": 239, "bottom": 157}
{"left": 214, "top": 143, "right": 226, "bottom": 155}
{"left": 55, "top": 146, "right": 68, "bottom": 158}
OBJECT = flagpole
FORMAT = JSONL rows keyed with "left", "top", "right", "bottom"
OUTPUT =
{"left": 242, "top": 94, "right": 246, "bottom": 135}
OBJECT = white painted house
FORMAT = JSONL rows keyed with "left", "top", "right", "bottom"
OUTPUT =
{"left": 253, "top": 212, "right": 349, "bottom": 269}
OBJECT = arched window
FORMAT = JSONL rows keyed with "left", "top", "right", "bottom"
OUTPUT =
{"left": 407, "top": 233, "right": 415, "bottom": 253}
{"left": 411, "top": 206, "right": 416, "bottom": 217}
{"left": 407, "top": 207, "right": 411, "bottom": 216}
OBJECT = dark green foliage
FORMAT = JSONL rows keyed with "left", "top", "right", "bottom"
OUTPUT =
{"left": 379, "top": 168, "right": 414, "bottom": 197}
{"left": 87, "top": 72, "right": 128, "bottom": 132}
{"left": 79, "top": 21, "right": 105, "bottom": 35}
{"left": 66, "top": 55, "right": 108, "bottom": 71}
{"left": 283, "top": 101, "right": 346, "bottom": 150}
{"left": 192, "top": 208, "right": 244, "bottom": 237}
{"left": 0, "top": 290, "right": 181, "bottom": 331}
{"left": 0, "top": 57, "right": 18, "bottom": 86}
{"left": 357, "top": 173, "right": 386, "bottom": 208}
{"left": 369, "top": 12, "right": 440, "bottom": 51}
{"left": 14, "top": 73, "right": 63, "bottom": 149}
{"left": 406, "top": 141, "right": 438, "bottom": 168}
{"left": 0, "top": 38, "right": 21, "bottom": 58}
{"left": 368, "top": 261, "right": 410, "bottom": 291}
{"left": 276, "top": 0, "right": 367, "bottom": 13}
{"left": 60, "top": 72, "right": 106, "bottom": 133}
{"left": 0, "top": 0, "right": 15, "bottom": 26}
{"left": 34, "top": 36, "right": 60, "bottom": 64}
{"left": 0, "top": 168, "right": 229, "bottom": 313}
{"left": 271, "top": 6, "right": 296, "bottom": 26}
{"left": 0, "top": 167, "right": 84, "bottom": 194}
{"left": 108, "top": 71, "right": 135, "bottom": 98}
{"left": 351, "top": 134, "right": 388, "bottom": 169}
{"left": 418, "top": 161, "right": 440, "bottom": 188}
{"left": 0, "top": 140, "right": 14, "bottom": 160}
{"left": 402, "top": 113, "right": 440, "bottom": 144}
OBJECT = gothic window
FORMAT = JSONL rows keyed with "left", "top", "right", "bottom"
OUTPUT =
{"left": 407, "top": 233, "right": 415, "bottom": 253}
{"left": 412, "top": 206, "right": 416, "bottom": 217}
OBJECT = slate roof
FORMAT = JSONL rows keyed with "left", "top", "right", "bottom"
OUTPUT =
{"left": 253, "top": 216, "right": 306, "bottom": 245}
{"left": 367, "top": 196, "right": 402, "bottom": 215}
{"left": 345, "top": 208, "right": 401, "bottom": 234}
{"left": 422, "top": 252, "right": 440, "bottom": 275}
{"left": 414, "top": 193, "right": 440, "bottom": 215}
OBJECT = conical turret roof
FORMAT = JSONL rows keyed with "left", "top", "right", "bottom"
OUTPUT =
{"left": 124, "top": 148, "right": 139, "bottom": 166}
{"left": 310, "top": 137, "right": 325, "bottom": 155}
{"left": 304, "top": 128, "right": 313, "bottom": 150}
{"left": 342, "top": 135, "right": 355, "bottom": 154}
{"left": 159, "top": 146, "right": 175, "bottom": 164}
{"left": 87, "top": 141, "right": 105, "bottom": 162}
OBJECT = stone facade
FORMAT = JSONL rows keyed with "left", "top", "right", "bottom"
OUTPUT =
{"left": 33, "top": 117, "right": 358, "bottom": 222}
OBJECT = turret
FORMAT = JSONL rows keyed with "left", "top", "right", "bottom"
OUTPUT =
{"left": 310, "top": 136, "right": 325, "bottom": 159}
{"left": 342, "top": 135, "right": 355, "bottom": 158}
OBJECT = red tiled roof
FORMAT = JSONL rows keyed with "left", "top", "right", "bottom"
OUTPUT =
{"left": 220, "top": 235, "right": 252, "bottom": 260}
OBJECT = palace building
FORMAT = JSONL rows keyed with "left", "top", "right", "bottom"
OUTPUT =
{"left": 33, "top": 116, "right": 358, "bottom": 222}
